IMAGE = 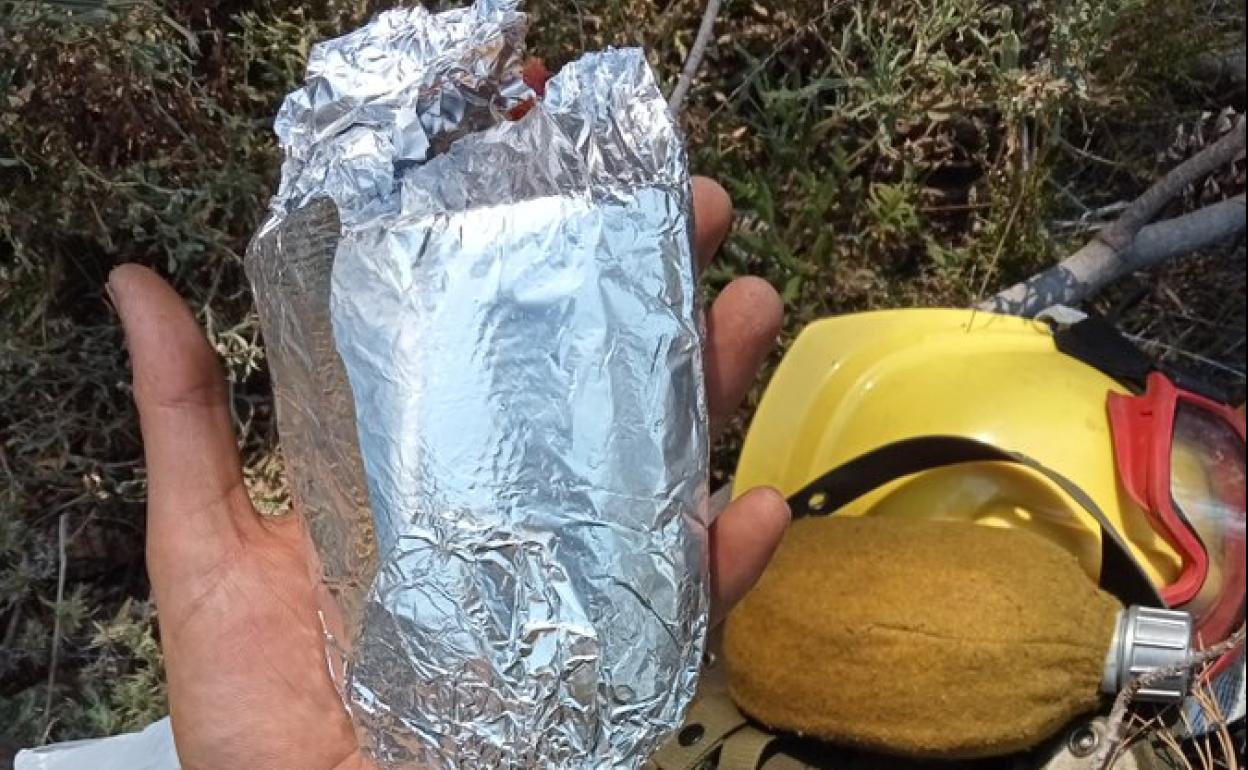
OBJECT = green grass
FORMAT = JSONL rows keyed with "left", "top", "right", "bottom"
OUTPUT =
{"left": 1, "top": 0, "right": 1244, "bottom": 750}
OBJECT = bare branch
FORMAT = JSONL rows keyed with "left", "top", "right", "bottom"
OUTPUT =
{"left": 668, "top": 0, "right": 723, "bottom": 114}
{"left": 983, "top": 194, "right": 1246, "bottom": 315}
{"left": 1128, "top": 194, "right": 1246, "bottom": 266}
{"left": 1096, "top": 122, "right": 1244, "bottom": 255}
{"left": 985, "top": 121, "right": 1246, "bottom": 316}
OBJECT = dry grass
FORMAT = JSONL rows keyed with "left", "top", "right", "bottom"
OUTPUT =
{"left": 1104, "top": 648, "right": 1246, "bottom": 770}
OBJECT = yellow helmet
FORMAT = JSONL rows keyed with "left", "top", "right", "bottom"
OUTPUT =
{"left": 699, "top": 309, "right": 1245, "bottom": 763}
{"left": 733, "top": 308, "right": 1183, "bottom": 591}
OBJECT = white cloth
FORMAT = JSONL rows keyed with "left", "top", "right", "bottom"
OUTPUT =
{"left": 15, "top": 717, "right": 180, "bottom": 770}
{"left": 1182, "top": 650, "right": 1247, "bottom": 736}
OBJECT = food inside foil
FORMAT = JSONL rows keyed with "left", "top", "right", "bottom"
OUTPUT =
{"left": 245, "top": 2, "right": 710, "bottom": 768}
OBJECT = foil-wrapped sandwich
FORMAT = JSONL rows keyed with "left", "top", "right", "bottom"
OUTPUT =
{"left": 245, "top": 2, "right": 709, "bottom": 768}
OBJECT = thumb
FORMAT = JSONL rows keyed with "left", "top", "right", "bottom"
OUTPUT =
{"left": 109, "top": 265, "right": 255, "bottom": 584}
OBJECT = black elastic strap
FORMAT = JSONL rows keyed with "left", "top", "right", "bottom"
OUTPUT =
{"left": 1052, "top": 315, "right": 1155, "bottom": 388}
{"left": 788, "top": 436, "right": 1163, "bottom": 607}
{"left": 1053, "top": 314, "right": 1232, "bottom": 404}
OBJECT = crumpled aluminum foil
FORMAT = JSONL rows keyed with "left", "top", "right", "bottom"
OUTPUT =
{"left": 245, "top": 3, "right": 709, "bottom": 768}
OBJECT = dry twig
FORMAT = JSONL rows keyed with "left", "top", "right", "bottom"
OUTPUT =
{"left": 985, "top": 121, "right": 1246, "bottom": 316}
{"left": 1094, "top": 625, "right": 1246, "bottom": 770}
{"left": 40, "top": 512, "right": 70, "bottom": 744}
{"left": 668, "top": 0, "right": 723, "bottom": 113}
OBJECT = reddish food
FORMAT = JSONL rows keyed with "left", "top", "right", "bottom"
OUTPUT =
{"left": 522, "top": 58, "right": 551, "bottom": 96}
{"left": 508, "top": 58, "right": 553, "bottom": 121}
{"left": 508, "top": 99, "right": 537, "bottom": 121}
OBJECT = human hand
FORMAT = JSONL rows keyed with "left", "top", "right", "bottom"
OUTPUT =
{"left": 109, "top": 177, "right": 790, "bottom": 770}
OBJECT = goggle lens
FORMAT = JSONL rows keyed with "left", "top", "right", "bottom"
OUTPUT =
{"left": 1170, "top": 401, "right": 1246, "bottom": 638}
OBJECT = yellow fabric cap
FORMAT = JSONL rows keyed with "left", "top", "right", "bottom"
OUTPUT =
{"left": 724, "top": 516, "right": 1122, "bottom": 759}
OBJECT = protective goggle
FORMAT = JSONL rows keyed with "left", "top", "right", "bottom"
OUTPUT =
{"left": 1109, "top": 372, "right": 1246, "bottom": 657}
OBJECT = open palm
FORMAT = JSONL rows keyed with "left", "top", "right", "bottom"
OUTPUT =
{"left": 110, "top": 178, "right": 790, "bottom": 770}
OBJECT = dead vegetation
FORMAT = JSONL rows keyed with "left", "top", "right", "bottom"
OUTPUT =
{"left": 0, "top": 0, "right": 1244, "bottom": 755}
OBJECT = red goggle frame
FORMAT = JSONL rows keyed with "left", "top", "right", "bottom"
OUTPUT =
{"left": 1109, "top": 372, "right": 1246, "bottom": 656}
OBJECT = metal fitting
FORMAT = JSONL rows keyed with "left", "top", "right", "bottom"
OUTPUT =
{"left": 1102, "top": 606, "right": 1194, "bottom": 703}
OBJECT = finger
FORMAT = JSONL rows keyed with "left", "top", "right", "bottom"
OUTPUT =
{"left": 109, "top": 265, "right": 255, "bottom": 571}
{"left": 692, "top": 176, "right": 733, "bottom": 272}
{"left": 709, "top": 487, "right": 790, "bottom": 625}
{"left": 705, "top": 276, "right": 784, "bottom": 437}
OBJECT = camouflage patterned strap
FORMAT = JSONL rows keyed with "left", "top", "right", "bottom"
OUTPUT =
{"left": 716, "top": 725, "right": 777, "bottom": 770}
{"left": 651, "top": 693, "right": 819, "bottom": 770}
{"left": 650, "top": 694, "right": 750, "bottom": 770}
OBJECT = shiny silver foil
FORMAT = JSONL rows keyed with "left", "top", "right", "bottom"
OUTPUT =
{"left": 245, "top": 3, "right": 709, "bottom": 768}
